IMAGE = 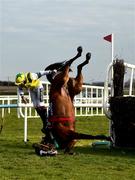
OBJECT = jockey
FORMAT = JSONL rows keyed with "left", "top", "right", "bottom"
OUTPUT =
{"left": 15, "top": 70, "right": 57, "bottom": 133}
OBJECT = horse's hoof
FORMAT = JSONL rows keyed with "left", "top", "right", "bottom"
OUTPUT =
{"left": 77, "top": 46, "right": 83, "bottom": 54}
{"left": 86, "top": 52, "right": 91, "bottom": 60}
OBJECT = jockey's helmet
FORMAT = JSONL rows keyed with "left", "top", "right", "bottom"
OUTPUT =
{"left": 15, "top": 73, "right": 26, "bottom": 85}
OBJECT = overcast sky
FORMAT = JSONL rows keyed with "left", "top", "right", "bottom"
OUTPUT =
{"left": 0, "top": 0, "right": 135, "bottom": 83}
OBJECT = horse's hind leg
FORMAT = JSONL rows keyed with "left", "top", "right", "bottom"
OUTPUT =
{"left": 77, "top": 52, "right": 91, "bottom": 72}
{"left": 65, "top": 46, "right": 83, "bottom": 67}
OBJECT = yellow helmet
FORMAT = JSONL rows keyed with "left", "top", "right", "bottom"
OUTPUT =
{"left": 15, "top": 73, "right": 26, "bottom": 85}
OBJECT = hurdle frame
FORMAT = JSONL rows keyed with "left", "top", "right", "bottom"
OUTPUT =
{"left": 103, "top": 61, "right": 135, "bottom": 118}
{"left": 103, "top": 61, "right": 135, "bottom": 146}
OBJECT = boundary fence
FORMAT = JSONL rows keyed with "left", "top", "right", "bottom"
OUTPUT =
{"left": 0, "top": 62, "right": 134, "bottom": 143}
{"left": 0, "top": 83, "right": 106, "bottom": 117}
{"left": 0, "top": 84, "right": 106, "bottom": 142}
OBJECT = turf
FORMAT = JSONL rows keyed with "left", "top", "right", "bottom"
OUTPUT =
{"left": 0, "top": 110, "right": 135, "bottom": 180}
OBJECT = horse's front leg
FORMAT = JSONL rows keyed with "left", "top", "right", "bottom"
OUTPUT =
{"left": 64, "top": 140, "right": 77, "bottom": 155}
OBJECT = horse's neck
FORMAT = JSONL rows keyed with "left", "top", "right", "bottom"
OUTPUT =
{"left": 62, "top": 85, "right": 69, "bottom": 94}
{"left": 49, "top": 85, "right": 69, "bottom": 99}
{"left": 68, "top": 76, "right": 83, "bottom": 99}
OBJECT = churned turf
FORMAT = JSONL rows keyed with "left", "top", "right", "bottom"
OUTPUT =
{"left": 0, "top": 110, "right": 135, "bottom": 180}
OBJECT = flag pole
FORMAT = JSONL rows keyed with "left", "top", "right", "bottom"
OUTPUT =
{"left": 111, "top": 33, "right": 114, "bottom": 63}
{"left": 103, "top": 33, "right": 115, "bottom": 144}
{"left": 111, "top": 33, "right": 114, "bottom": 91}
{"left": 110, "top": 33, "right": 114, "bottom": 145}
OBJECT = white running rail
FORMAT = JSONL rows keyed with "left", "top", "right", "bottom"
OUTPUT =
{"left": 0, "top": 82, "right": 106, "bottom": 142}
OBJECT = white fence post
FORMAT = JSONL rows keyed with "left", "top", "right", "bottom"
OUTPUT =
{"left": 24, "top": 107, "right": 28, "bottom": 143}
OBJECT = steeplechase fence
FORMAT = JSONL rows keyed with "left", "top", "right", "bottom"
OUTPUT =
{"left": 103, "top": 61, "right": 135, "bottom": 147}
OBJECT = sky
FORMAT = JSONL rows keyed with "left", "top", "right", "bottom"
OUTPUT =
{"left": 0, "top": 0, "right": 135, "bottom": 83}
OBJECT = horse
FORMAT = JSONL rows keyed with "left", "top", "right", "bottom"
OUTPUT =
{"left": 39, "top": 47, "right": 110, "bottom": 154}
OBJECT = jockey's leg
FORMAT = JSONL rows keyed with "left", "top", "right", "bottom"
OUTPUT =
{"left": 32, "top": 87, "right": 48, "bottom": 134}
{"left": 35, "top": 106, "right": 47, "bottom": 133}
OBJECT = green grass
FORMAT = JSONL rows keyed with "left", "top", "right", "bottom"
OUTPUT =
{"left": 0, "top": 110, "right": 135, "bottom": 180}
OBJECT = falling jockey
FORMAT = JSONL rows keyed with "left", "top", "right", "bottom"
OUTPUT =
{"left": 15, "top": 70, "right": 57, "bottom": 133}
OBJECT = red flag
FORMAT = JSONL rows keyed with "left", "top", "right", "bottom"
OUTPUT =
{"left": 103, "top": 34, "right": 112, "bottom": 42}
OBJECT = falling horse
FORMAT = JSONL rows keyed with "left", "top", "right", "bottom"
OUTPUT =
{"left": 40, "top": 47, "right": 110, "bottom": 154}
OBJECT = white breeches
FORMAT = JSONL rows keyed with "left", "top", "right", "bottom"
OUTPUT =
{"left": 30, "top": 87, "right": 44, "bottom": 107}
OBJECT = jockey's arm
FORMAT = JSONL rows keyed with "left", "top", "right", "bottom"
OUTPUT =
{"left": 25, "top": 70, "right": 57, "bottom": 85}
{"left": 36, "top": 70, "right": 57, "bottom": 79}
{"left": 18, "top": 87, "right": 24, "bottom": 96}
{"left": 18, "top": 87, "right": 28, "bottom": 104}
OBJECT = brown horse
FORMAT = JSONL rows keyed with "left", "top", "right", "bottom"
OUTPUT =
{"left": 41, "top": 47, "right": 110, "bottom": 154}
